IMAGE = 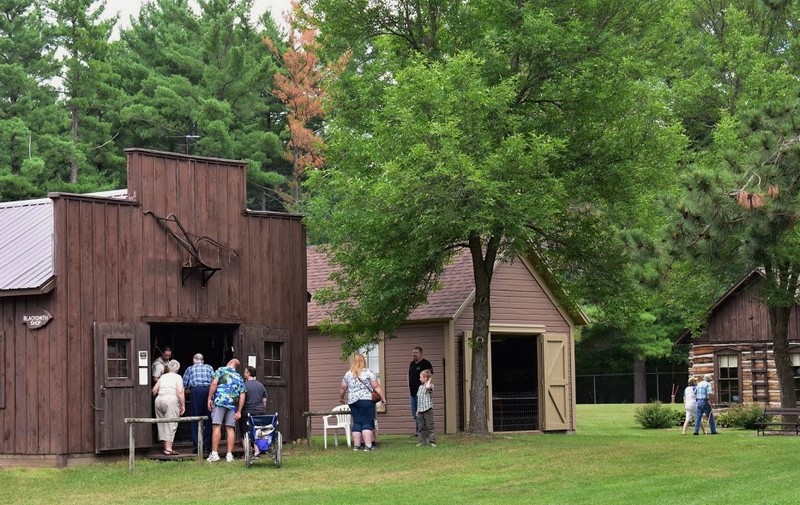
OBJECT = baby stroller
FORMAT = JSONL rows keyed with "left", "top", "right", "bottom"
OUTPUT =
{"left": 244, "top": 412, "right": 282, "bottom": 468}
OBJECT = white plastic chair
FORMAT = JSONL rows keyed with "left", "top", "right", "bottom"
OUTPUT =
{"left": 323, "top": 405, "right": 352, "bottom": 448}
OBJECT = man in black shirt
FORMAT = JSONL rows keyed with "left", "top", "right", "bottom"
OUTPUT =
{"left": 409, "top": 346, "right": 433, "bottom": 435}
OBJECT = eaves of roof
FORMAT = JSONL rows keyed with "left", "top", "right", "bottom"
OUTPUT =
{"left": 674, "top": 270, "right": 764, "bottom": 344}
{"left": 0, "top": 198, "right": 55, "bottom": 294}
{"left": 0, "top": 190, "right": 129, "bottom": 297}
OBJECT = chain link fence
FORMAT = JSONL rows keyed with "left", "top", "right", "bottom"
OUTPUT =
{"left": 576, "top": 370, "right": 688, "bottom": 404}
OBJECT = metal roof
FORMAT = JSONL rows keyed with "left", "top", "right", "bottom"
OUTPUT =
{"left": 0, "top": 190, "right": 129, "bottom": 295}
{"left": 0, "top": 198, "right": 55, "bottom": 293}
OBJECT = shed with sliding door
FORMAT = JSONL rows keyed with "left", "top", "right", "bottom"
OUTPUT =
{"left": 0, "top": 149, "right": 307, "bottom": 466}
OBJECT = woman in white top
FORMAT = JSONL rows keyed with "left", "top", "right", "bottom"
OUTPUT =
{"left": 338, "top": 353, "right": 385, "bottom": 451}
{"left": 682, "top": 377, "right": 705, "bottom": 435}
{"left": 152, "top": 359, "right": 186, "bottom": 455}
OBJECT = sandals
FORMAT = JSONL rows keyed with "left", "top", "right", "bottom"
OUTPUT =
{"left": 163, "top": 450, "right": 180, "bottom": 456}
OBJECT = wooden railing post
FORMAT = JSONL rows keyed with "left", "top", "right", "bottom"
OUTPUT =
{"left": 128, "top": 421, "right": 136, "bottom": 474}
{"left": 197, "top": 420, "right": 204, "bottom": 462}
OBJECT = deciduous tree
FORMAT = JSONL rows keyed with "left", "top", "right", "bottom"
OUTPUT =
{"left": 307, "top": 0, "right": 685, "bottom": 433}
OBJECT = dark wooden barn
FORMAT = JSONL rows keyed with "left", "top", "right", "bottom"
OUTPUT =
{"left": 677, "top": 271, "right": 800, "bottom": 406}
{"left": 0, "top": 149, "right": 307, "bottom": 466}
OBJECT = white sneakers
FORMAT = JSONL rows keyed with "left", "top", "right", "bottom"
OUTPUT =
{"left": 206, "top": 451, "right": 236, "bottom": 462}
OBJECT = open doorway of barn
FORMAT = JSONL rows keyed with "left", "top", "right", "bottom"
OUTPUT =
{"left": 149, "top": 323, "right": 239, "bottom": 446}
{"left": 490, "top": 334, "right": 539, "bottom": 431}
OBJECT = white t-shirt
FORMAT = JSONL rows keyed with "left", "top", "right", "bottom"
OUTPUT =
{"left": 684, "top": 385, "right": 697, "bottom": 411}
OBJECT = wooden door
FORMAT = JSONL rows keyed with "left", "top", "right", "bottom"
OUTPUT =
{"left": 94, "top": 322, "right": 151, "bottom": 452}
{"left": 237, "top": 325, "right": 289, "bottom": 423}
{"left": 539, "top": 333, "right": 570, "bottom": 431}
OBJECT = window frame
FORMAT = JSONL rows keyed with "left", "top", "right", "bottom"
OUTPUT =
{"left": 359, "top": 334, "right": 386, "bottom": 413}
{"left": 263, "top": 341, "right": 283, "bottom": 380}
{"left": 104, "top": 336, "right": 134, "bottom": 388}
{"left": 790, "top": 346, "right": 800, "bottom": 403}
{"left": 714, "top": 350, "right": 741, "bottom": 404}
{"left": 261, "top": 332, "right": 289, "bottom": 387}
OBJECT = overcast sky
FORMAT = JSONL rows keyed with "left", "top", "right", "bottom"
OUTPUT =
{"left": 103, "top": 0, "right": 293, "bottom": 29}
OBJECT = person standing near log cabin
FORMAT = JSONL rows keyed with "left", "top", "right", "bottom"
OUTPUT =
{"left": 694, "top": 374, "right": 718, "bottom": 435}
{"left": 409, "top": 347, "right": 433, "bottom": 436}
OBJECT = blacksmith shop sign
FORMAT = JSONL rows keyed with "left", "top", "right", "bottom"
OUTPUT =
{"left": 22, "top": 308, "right": 53, "bottom": 330}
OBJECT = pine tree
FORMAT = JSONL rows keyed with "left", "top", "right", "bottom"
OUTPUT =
{"left": 264, "top": 1, "right": 347, "bottom": 212}
{"left": 48, "top": 0, "right": 123, "bottom": 185}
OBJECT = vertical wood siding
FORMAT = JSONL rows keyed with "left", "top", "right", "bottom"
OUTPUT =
{"left": 697, "top": 284, "right": 800, "bottom": 343}
{"left": 0, "top": 150, "right": 307, "bottom": 456}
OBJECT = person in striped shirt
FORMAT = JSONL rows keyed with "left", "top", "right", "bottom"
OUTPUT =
{"left": 416, "top": 369, "right": 437, "bottom": 447}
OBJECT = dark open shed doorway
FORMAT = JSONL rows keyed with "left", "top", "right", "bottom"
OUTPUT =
{"left": 491, "top": 335, "right": 539, "bottom": 431}
{"left": 149, "top": 323, "right": 239, "bottom": 445}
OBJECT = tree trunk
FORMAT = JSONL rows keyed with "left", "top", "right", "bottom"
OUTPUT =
{"left": 633, "top": 351, "right": 647, "bottom": 403}
{"left": 70, "top": 104, "right": 79, "bottom": 184}
{"left": 466, "top": 235, "right": 499, "bottom": 435}
{"left": 769, "top": 305, "right": 797, "bottom": 408}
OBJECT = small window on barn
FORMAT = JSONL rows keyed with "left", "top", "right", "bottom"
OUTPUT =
{"left": 717, "top": 354, "right": 740, "bottom": 403}
{"left": 107, "top": 339, "right": 130, "bottom": 381}
{"left": 792, "top": 353, "right": 800, "bottom": 402}
{"left": 263, "top": 342, "right": 283, "bottom": 379}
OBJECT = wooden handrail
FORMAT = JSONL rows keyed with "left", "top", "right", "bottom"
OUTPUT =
{"left": 124, "top": 416, "right": 207, "bottom": 473}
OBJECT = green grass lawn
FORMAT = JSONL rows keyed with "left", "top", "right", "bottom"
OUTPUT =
{"left": 2, "top": 404, "right": 797, "bottom": 504}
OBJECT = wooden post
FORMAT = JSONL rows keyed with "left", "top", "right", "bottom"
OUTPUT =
{"left": 128, "top": 421, "right": 136, "bottom": 474}
{"left": 306, "top": 413, "right": 312, "bottom": 448}
{"left": 197, "top": 420, "right": 204, "bottom": 462}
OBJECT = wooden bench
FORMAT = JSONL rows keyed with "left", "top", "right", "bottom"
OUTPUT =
{"left": 754, "top": 407, "right": 800, "bottom": 436}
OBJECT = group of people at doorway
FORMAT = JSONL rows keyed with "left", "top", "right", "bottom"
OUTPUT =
{"left": 152, "top": 344, "right": 441, "bottom": 457}
{"left": 151, "top": 347, "right": 270, "bottom": 461}
{"left": 337, "top": 346, "right": 438, "bottom": 451}
{"left": 682, "top": 373, "right": 719, "bottom": 435}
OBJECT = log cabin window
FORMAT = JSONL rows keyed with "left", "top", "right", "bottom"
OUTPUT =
{"left": 263, "top": 341, "right": 283, "bottom": 379}
{"left": 106, "top": 339, "right": 130, "bottom": 382}
{"left": 717, "top": 354, "right": 740, "bottom": 403}
{"left": 792, "top": 353, "right": 800, "bottom": 402}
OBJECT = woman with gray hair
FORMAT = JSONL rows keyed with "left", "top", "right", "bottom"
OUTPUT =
{"left": 152, "top": 359, "right": 186, "bottom": 455}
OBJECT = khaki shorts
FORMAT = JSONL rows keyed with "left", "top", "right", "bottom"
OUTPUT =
{"left": 211, "top": 405, "right": 236, "bottom": 427}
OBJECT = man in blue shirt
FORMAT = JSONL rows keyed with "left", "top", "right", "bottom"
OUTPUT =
{"left": 694, "top": 374, "right": 719, "bottom": 435}
{"left": 183, "top": 353, "right": 214, "bottom": 453}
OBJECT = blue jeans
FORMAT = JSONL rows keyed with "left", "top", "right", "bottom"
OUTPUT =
{"left": 188, "top": 385, "right": 211, "bottom": 451}
{"left": 694, "top": 399, "right": 718, "bottom": 434}
{"left": 410, "top": 395, "right": 419, "bottom": 434}
{"left": 349, "top": 399, "right": 376, "bottom": 432}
